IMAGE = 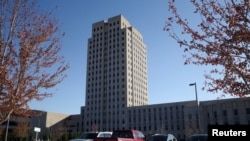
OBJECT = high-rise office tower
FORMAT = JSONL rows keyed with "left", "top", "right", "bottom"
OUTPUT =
{"left": 84, "top": 15, "right": 148, "bottom": 131}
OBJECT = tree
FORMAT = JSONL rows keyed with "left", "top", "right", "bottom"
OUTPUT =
{"left": 165, "top": 0, "right": 250, "bottom": 97}
{"left": 0, "top": 0, "right": 69, "bottom": 124}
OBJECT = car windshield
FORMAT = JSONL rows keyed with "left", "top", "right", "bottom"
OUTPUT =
{"left": 149, "top": 135, "right": 168, "bottom": 141}
{"left": 112, "top": 131, "right": 133, "bottom": 138}
{"left": 79, "top": 133, "right": 98, "bottom": 139}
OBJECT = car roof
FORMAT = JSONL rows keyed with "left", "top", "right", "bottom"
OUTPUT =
{"left": 98, "top": 132, "right": 112, "bottom": 134}
{"left": 153, "top": 134, "right": 166, "bottom": 136}
{"left": 152, "top": 134, "right": 173, "bottom": 136}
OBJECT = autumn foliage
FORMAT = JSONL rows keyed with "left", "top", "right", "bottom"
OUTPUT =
{"left": 0, "top": 0, "right": 69, "bottom": 123}
{"left": 165, "top": 0, "right": 250, "bottom": 97}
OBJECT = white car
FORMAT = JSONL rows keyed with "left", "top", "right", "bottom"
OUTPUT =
{"left": 148, "top": 134, "right": 178, "bottom": 141}
{"left": 69, "top": 132, "right": 112, "bottom": 141}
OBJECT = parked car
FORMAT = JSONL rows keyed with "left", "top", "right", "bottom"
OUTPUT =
{"left": 69, "top": 131, "right": 112, "bottom": 141}
{"left": 147, "top": 134, "right": 177, "bottom": 141}
{"left": 187, "top": 134, "right": 208, "bottom": 141}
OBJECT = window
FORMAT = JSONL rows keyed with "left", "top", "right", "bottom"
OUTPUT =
{"left": 223, "top": 110, "right": 227, "bottom": 116}
{"left": 246, "top": 108, "right": 250, "bottom": 114}
{"left": 214, "top": 111, "right": 217, "bottom": 118}
{"left": 234, "top": 109, "right": 238, "bottom": 115}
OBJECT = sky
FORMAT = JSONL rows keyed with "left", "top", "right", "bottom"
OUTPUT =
{"left": 29, "top": 0, "right": 236, "bottom": 115}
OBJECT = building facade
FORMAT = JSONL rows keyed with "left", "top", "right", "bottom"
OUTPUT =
{"left": 84, "top": 15, "right": 148, "bottom": 131}
{"left": 28, "top": 111, "right": 70, "bottom": 139}
{"left": 3, "top": 97, "right": 249, "bottom": 140}
{"left": 122, "top": 97, "right": 250, "bottom": 140}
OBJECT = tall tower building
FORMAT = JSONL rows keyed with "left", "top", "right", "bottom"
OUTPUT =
{"left": 84, "top": 15, "right": 148, "bottom": 131}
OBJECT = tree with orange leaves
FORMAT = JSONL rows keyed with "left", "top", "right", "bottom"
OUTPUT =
{"left": 165, "top": 0, "right": 250, "bottom": 97}
{"left": 0, "top": 0, "right": 69, "bottom": 124}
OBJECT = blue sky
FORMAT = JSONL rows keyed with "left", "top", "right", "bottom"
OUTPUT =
{"left": 30, "top": 0, "right": 235, "bottom": 115}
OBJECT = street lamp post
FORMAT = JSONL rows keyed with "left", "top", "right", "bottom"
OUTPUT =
{"left": 189, "top": 82, "right": 200, "bottom": 133}
{"left": 5, "top": 114, "right": 10, "bottom": 141}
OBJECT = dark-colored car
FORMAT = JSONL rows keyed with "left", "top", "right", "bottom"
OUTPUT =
{"left": 187, "top": 134, "right": 208, "bottom": 141}
{"left": 148, "top": 134, "right": 177, "bottom": 141}
{"left": 69, "top": 132, "right": 112, "bottom": 141}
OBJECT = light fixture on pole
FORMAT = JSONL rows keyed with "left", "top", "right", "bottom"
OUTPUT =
{"left": 189, "top": 82, "right": 200, "bottom": 132}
